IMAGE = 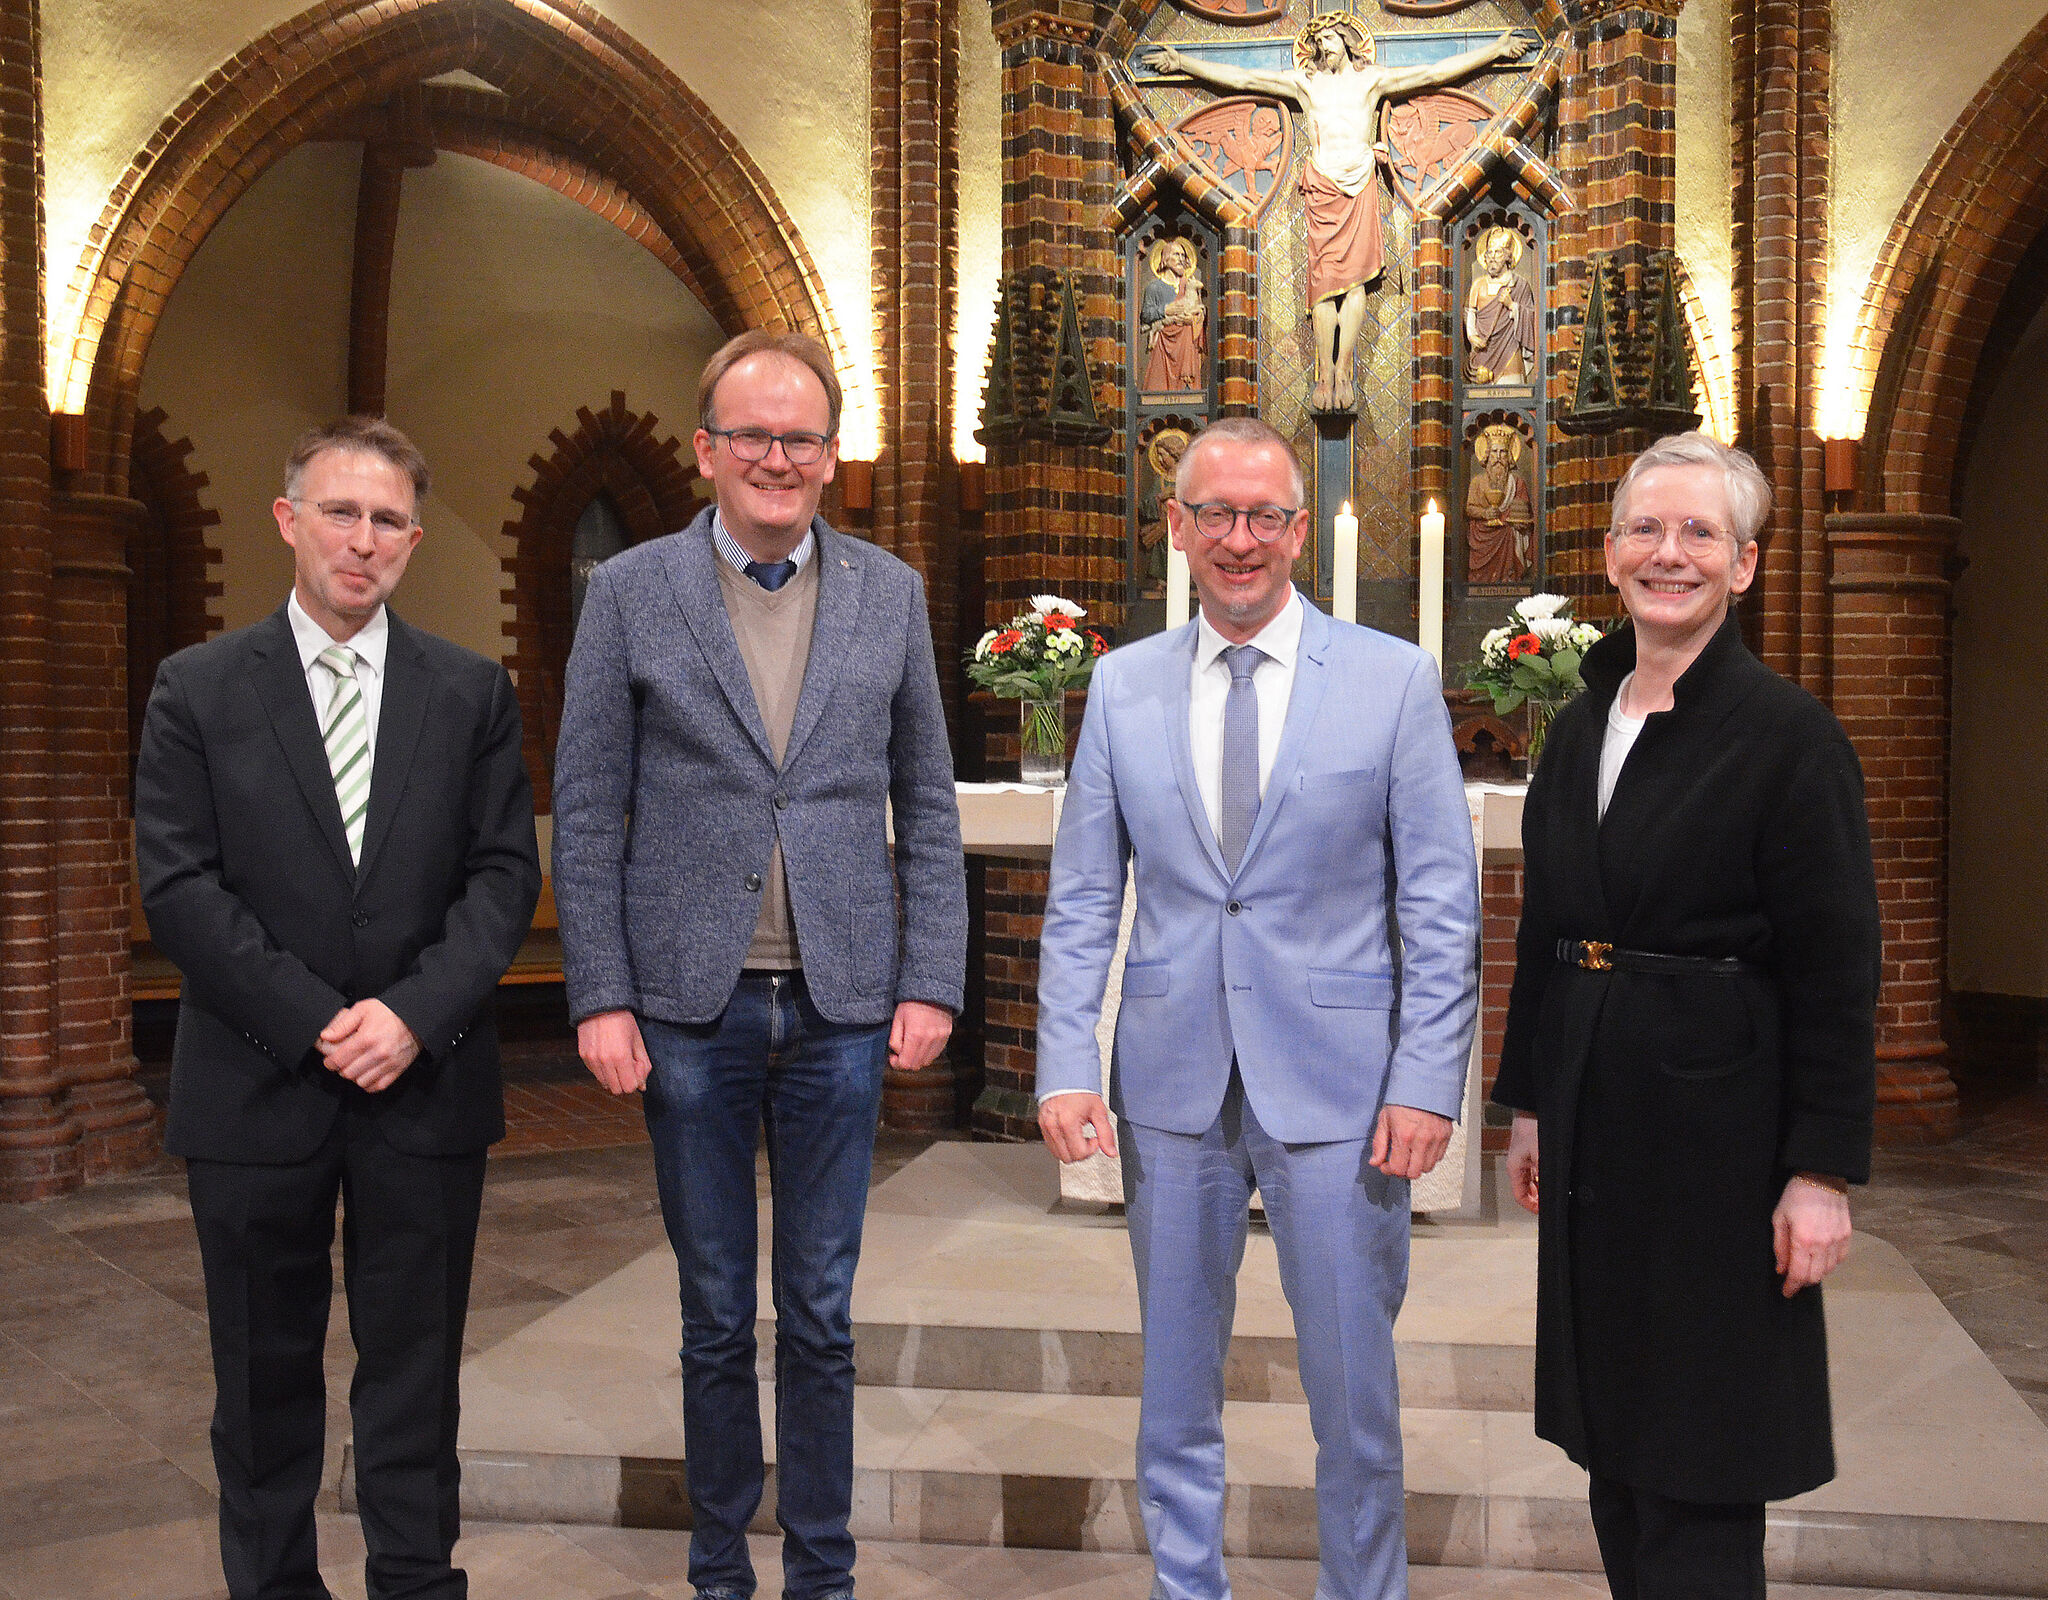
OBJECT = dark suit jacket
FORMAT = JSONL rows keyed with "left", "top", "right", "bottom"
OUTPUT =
{"left": 1492, "top": 614, "right": 1879, "bottom": 1504}
{"left": 551, "top": 509, "right": 966, "bottom": 1029}
{"left": 137, "top": 605, "right": 542, "bottom": 1163}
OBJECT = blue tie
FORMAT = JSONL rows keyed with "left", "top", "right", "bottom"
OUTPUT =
{"left": 1219, "top": 644, "right": 1264, "bottom": 873}
{"left": 745, "top": 558, "right": 797, "bottom": 592}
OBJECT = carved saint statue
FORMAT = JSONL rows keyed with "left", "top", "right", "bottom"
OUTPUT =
{"left": 1138, "top": 428, "right": 1191, "bottom": 596}
{"left": 1141, "top": 238, "right": 1207, "bottom": 393}
{"left": 1466, "top": 423, "right": 1534, "bottom": 584}
{"left": 1464, "top": 225, "right": 1538, "bottom": 386}
{"left": 1146, "top": 15, "right": 1530, "bottom": 414}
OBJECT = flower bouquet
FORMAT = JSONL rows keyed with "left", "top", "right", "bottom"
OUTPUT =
{"left": 1466, "top": 594, "right": 1609, "bottom": 770}
{"left": 967, "top": 594, "right": 1110, "bottom": 785}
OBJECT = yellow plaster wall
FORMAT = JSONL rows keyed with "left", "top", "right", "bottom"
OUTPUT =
{"left": 957, "top": 9, "right": 1004, "bottom": 462}
{"left": 1674, "top": 0, "right": 1732, "bottom": 435}
{"left": 136, "top": 142, "right": 356, "bottom": 633}
{"left": 41, "top": 0, "right": 872, "bottom": 438}
{"left": 1825, "top": 0, "right": 2042, "bottom": 434}
{"left": 1950, "top": 292, "right": 2048, "bottom": 999}
{"left": 137, "top": 144, "right": 722, "bottom": 663}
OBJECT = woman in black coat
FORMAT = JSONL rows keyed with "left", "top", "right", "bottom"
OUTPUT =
{"left": 1492, "top": 432, "right": 1880, "bottom": 1600}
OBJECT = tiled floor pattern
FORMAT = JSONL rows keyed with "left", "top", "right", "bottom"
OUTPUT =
{"left": 0, "top": 1084, "right": 2041, "bottom": 1598}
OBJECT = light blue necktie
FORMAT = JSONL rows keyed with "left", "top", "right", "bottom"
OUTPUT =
{"left": 318, "top": 644, "right": 370, "bottom": 866}
{"left": 1219, "top": 644, "right": 1264, "bottom": 873}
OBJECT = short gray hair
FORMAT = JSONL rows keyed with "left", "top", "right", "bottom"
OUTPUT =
{"left": 1610, "top": 431, "right": 1772, "bottom": 546}
{"left": 1175, "top": 416, "right": 1307, "bottom": 506}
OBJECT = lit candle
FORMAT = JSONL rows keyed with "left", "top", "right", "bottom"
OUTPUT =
{"left": 1167, "top": 539, "right": 1191, "bottom": 628}
{"left": 1418, "top": 499, "right": 1445, "bottom": 671}
{"left": 1332, "top": 501, "right": 1358, "bottom": 624}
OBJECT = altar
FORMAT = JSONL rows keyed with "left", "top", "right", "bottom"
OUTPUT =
{"left": 952, "top": 779, "right": 1526, "bottom": 1218}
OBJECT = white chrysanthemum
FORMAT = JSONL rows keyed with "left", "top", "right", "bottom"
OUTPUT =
{"left": 1047, "top": 629, "right": 1084, "bottom": 656}
{"left": 1481, "top": 626, "right": 1511, "bottom": 664}
{"left": 973, "top": 629, "right": 999, "bottom": 660}
{"left": 1515, "top": 593, "right": 1570, "bottom": 621}
{"left": 1529, "top": 616, "right": 1572, "bottom": 643}
{"left": 1569, "top": 621, "right": 1603, "bottom": 649}
{"left": 1029, "top": 593, "right": 1086, "bottom": 620}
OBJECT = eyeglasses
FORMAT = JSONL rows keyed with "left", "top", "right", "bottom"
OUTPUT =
{"left": 1615, "top": 516, "right": 1732, "bottom": 556}
{"left": 706, "top": 427, "right": 832, "bottom": 466}
{"left": 295, "top": 500, "right": 416, "bottom": 537}
{"left": 1175, "top": 501, "right": 1300, "bottom": 542}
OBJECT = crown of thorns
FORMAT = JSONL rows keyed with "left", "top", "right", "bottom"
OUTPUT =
{"left": 1294, "top": 14, "right": 1371, "bottom": 70}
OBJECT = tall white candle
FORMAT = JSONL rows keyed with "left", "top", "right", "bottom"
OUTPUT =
{"left": 1167, "top": 540, "right": 1191, "bottom": 628}
{"left": 1418, "top": 499, "right": 1445, "bottom": 671}
{"left": 1332, "top": 501, "right": 1358, "bottom": 624}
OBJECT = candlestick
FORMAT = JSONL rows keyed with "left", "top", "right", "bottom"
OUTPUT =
{"left": 1418, "top": 499, "right": 1445, "bottom": 671}
{"left": 1167, "top": 539, "right": 1191, "bottom": 628}
{"left": 1332, "top": 501, "right": 1358, "bottom": 624}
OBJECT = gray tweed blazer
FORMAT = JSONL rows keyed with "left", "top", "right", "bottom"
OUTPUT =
{"left": 551, "top": 507, "right": 967, "bottom": 1028}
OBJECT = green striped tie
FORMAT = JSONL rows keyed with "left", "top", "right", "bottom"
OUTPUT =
{"left": 318, "top": 644, "right": 370, "bottom": 867}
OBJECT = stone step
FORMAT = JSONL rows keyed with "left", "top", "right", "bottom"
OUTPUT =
{"left": 408, "top": 1384, "right": 2048, "bottom": 1594}
{"left": 442, "top": 1143, "right": 2048, "bottom": 1597}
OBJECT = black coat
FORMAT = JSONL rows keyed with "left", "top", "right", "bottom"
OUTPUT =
{"left": 137, "top": 606, "right": 542, "bottom": 1161}
{"left": 1491, "top": 613, "right": 1879, "bottom": 1504}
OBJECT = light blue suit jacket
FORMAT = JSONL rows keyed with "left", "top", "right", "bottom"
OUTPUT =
{"left": 1035, "top": 597, "right": 1479, "bottom": 1143}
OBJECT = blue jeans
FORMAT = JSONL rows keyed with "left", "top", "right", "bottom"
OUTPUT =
{"left": 641, "top": 973, "right": 889, "bottom": 1600}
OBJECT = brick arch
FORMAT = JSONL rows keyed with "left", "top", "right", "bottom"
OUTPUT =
{"left": 124, "top": 408, "right": 223, "bottom": 782}
{"left": 1096, "top": 0, "right": 1569, "bottom": 53}
{"left": 1847, "top": 12, "right": 2048, "bottom": 513}
{"left": 502, "top": 393, "right": 701, "bottom": 809}
{"left": 58, "top": 0, "right": 848, "bottom": 490}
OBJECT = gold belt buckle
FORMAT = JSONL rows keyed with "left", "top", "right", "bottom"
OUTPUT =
{"left": 1580, "top": 941, "right": 1613, "bottom": 971}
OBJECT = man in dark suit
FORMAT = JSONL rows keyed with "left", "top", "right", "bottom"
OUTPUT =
{"left": 136, "top": 417, "right": 541, "bottom": 1600}
{"left": 553, "top": 330, "right": 966, "bottom": 1600}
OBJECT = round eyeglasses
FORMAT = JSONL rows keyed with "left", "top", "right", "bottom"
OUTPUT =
{"left": 705, "top": 427, "right": 832, "bottom": 466}
{"left": 1176, "top": 501, "right": 1300, "bottom": 543}
{"left": 1615, "top": 516, "right": 1732, "bottom": 556}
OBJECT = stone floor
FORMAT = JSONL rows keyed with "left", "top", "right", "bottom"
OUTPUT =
{"left": 0, "top": 1075, "right": 2041, "bottom": 1599}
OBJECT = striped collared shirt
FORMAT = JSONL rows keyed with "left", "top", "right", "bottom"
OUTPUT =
{"left": 712, "top": 513, "right": 815, "bottom": 579}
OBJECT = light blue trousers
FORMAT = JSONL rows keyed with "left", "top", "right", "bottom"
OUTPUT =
{"left": 1122, "top": 1070, "right": 1412, "bottom": 1600}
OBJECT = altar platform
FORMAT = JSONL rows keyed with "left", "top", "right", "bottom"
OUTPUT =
{"left": 411, "top": 1142, "right": 2048, "bottom": 1595}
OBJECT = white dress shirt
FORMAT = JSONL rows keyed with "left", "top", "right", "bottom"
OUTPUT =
{"left": 289, "top": 592, "right": 389, "bottom": 760}
{"left": 1190, "top": 588, "right": 1304, "bottom": 844}
{"left": 713, "top": 511, "right": 815, "bottom": 576}
{"left": 1598, "top": 670, "right": 1646, "bottom": 822}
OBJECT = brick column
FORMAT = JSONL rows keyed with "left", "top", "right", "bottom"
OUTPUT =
{"left": 970, "top": 4, "right": 1123, "bottom": 1137}
{"left": 1826, "top": 512, "right": 1959, "bottom": 1143}
{"left": 50, "top": 492, "right": 158, "bottom": 1176}
{"left": 1732, "top": 0, "right": 1830, "bottom": 690}
{"left": 1547, "top": 2, "right": 1685, "bottom": 617}
{"left": 0, "top": 0, "right": 69, "bottom": 1202}
{"left": 874, "top": 0, "right": 965, "bottom": 1133}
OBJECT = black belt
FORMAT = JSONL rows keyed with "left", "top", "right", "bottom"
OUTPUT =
{"left": 1554, "top": 940, "right": 1759, "bottom": 977}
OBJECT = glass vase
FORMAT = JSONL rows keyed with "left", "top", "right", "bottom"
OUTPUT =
{"left": 1019, "top": 694, "right": 1067, "bottom": 787}
{"left": 1525, "top": 700, "right": 1555, "bottom": 776}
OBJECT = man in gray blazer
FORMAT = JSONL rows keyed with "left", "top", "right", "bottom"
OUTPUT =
{"left": 552, "top": 331, "right": 967, "bottom": 1600}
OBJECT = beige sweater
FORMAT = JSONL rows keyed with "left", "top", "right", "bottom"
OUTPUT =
{"left": 715, "top": 557, "right": 820, "bottom": 969}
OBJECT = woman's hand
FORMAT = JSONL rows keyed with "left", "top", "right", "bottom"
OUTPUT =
{"left": 1772, "top": 1175, "right": 1852, "bottom": 1296}
{"left": 1505, "top": 1112, "right": 1539, "bottom": 1214}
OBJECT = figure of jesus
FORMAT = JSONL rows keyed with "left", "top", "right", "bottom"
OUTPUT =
{"left": 1146, "top": 16, "right": 1530, "bottom": 413}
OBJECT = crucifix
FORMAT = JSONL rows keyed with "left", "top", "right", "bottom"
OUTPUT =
{"left": 1144, "top": 13, "right": 1531, "bottom": 415}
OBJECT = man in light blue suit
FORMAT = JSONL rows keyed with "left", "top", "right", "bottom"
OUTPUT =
{"left": 1037, "top": 416, "right": 1479, "bottom": 1600}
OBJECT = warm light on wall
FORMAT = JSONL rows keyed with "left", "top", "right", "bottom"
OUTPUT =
{"left": 1815, "top": 315, "right": 1870, "bottom": 443}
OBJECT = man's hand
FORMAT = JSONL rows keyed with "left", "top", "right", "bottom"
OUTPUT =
{"left": 1370, "top": 1103, "right": 1454, "bottom": 1179}
{"left": 1772, "top": 1175, "right": 1852, "bottom": 1297}
{"left": 1493, "top": 30, "right": 1534, "bottom": 64}
{"left": 319, "top": 999, "right": 421, "bottom": 1093}
{"left": 578, "top": 1009, "right": 651, "bottom": 1095}
{"left": 1144, "top": 44, "right": 1186, "bottom": 75}
{"left": 1505, "top": 1111, "right": 1539, "bottom": 1214}
{"left": 1039, "top": 1091, "right": 1119, "bottom": 1164}
{"left": 889, "top": 1000, "right": 954, "bottom": 1073}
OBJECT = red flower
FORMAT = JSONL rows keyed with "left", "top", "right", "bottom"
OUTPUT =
{"left": 1045, "top": 613, "right": 1076, "bottom": 631}
{"left": 1088, "top": 631, "right": 1108, "bottom": 655}
{"left": 990, "top": 628, "right": 1023, "bottom": 653}
{"left": 1507, "top": 632, "right": 1543, "bottom": 660}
